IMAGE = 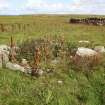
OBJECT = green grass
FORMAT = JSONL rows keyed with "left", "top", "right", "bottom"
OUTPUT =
{"left": 0, "top": 67, "right": 105, "bottom": 105}
{"left": 0, "top": 15, "right": 105, "bottom": 105}
{"left": 0, "top": 15, "right": 105, "bottom": 44}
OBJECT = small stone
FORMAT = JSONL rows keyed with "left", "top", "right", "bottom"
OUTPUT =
{"left": 78, "top": 40, "right": 90, "bottom": 43}
{"left": 24, "top": 66, "right": 32, "bottom": 74}
{"left": 46, "top": 68, "right": 54, "bottom": 73}
{"left": 21, "top": 58, "right": 28, "bottom": 66}
{"left": 38, "top": 69, "right": 44, "bottom": 76}
{"left": 70, "top": 56, "right": 73, "bottom": 59}
{"left": 57, "top": 80, "right": 63, "bottom": 84}
{"left": 51, "top": 59, "right": 59, "bottom": 65}
{"left": 31, "top": 69, "right": 44, "bottom": 77}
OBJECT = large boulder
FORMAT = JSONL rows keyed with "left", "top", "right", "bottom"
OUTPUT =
{"left": 76, "top": 47, "right": 97, "bottom": 57}
{"left": 74, "top": 47, "right": 100, "bottom": 68}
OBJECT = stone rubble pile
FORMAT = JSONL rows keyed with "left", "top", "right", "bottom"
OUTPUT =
{"left": 0, "top": 44, "right": 44, "bottom": 76}
{"left": 0, "top": 45, "right": 29, "bottom": 73}
{"left": 70, "top": 18, "right": 105, "bottom": 26}
{"left": 0, "top": 42, "right": 105, "bottom": 74}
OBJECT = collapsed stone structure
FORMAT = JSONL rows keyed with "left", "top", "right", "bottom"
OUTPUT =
{"left": 70, "top": 18, "right": 105, "bottom": 26}
{"left": 0, "top": 36, "right": 105, "bottom": 75}
{"left": 0, "top": 45, "right": 32, "bottom": 74}
{"left": 0, "top": 43, "right": 43, "bottom": 76}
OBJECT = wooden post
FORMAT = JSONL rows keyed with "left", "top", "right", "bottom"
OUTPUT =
{"left": 9, "top": 36, "right": 16, "bottom": 63}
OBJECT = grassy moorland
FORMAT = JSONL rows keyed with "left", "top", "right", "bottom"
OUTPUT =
{"left": 0, "top": 15, "right": 105, "bottom": 44}
{"left": 0, "top": 15, "right": 105, "bottom": 105}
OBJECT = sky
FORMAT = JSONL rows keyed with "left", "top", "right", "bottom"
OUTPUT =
{"left": 0, "top": 0, "right": 105, "bottom": 15}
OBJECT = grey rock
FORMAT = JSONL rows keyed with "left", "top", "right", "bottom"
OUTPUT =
{"left": 0, "top": 45, "right": 10, "bottom": 52}
{"left": 94, "top": 46, "right": 105, "bottom": 53}
{"left": 25, "top": 66, "right": 32, "bottom": 74}
{"left": 76, "top": 47, "right": 97, "bottom": 57}
{"left": 6, "top": 62, "right": 25, "bottom": 72}
{"left": 21, "top": 59, "right": 28, "bottom": 65}
{"left": 57, "top": 80, "right": 63, "bottom": 84}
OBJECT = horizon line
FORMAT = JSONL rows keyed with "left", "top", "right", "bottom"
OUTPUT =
{"left": 0, "top": 13, "right": 105, "bottom": 16}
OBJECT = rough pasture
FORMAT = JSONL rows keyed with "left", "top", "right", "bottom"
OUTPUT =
{"left": 0, "top": 15, "right": 105, "bottom": 105}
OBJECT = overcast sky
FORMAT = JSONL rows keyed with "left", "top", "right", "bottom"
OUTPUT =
{"left": 0, "top": 0, "right": 105, "bottom": 15}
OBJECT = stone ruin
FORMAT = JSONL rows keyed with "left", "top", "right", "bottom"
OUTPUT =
{"left": 0, "top": 36, "right": 105, "bottom": 75}
{"left": 70, "top": 18, "right": 105, "bottom": 26}
{"left": 0, "top": 44, "right": 32, "bottom": 74}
